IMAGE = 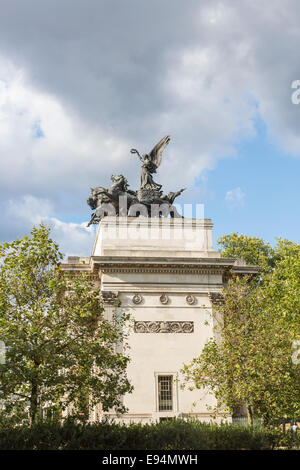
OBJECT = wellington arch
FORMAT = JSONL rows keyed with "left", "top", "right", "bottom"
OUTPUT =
{"left": 62, "top": 136, "right": 258, "bottom": 423}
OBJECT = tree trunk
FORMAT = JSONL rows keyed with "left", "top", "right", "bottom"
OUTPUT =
{"left": 247, "top": 404, "right": 254, "bottom": 426}
{"left": 29, "top": 381, "right": 38, "bottom": 427}
{"left": 263, "top": 414, "right": 270, "bottom": 428}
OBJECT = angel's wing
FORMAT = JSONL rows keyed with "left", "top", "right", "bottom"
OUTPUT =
{"left": 148, "top": 135, "right": 170, "bottom": 168}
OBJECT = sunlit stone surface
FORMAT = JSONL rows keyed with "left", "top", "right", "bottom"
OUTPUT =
{"left": 62, "top": 217, "right": 258, "bottom": 423}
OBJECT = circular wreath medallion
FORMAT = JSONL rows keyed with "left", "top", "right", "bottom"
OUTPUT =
{"left": 182, "top": 322, "right": 194, "bottom": 333}
{"left": 148, "top": 322, "right": 160, "bottom": 333}
{"left": 134, "top": 322, "right": 147, "bottom": 333}
{"left": 159, "top": 294, "right": 169, "bottom": 305}
{"left": 186, "top": 294, "right": 196, "bottom": 305}
{"left": 169, "top": 322, "right": 181, "bottom": 333}
{"left": 132, "top": 294, "right": 143, "bottom": 305}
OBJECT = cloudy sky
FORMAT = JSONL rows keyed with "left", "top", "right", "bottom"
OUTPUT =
{"left": 0, "top": 0, "right": 300, "bottom": 256}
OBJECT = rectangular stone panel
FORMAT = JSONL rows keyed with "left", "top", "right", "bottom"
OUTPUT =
{"left": 134, "top": 321, "right": 194, "bottom": 333}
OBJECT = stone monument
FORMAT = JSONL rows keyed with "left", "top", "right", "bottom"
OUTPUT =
{"left": 62, "top": 136, "right": 258, "bottom": 423}
{"left": 86, "top": 135, "right": 185, "bottom": 224}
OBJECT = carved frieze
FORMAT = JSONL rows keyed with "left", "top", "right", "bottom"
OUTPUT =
{"left": 100, "top": 266, "right": 224, "bottom": 275}
{"left": 134, "top": 321, "right": 194, "bottom": 333}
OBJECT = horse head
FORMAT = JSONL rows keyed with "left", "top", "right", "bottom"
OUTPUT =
{"left": 110, "top": 174, "right": 128, "bottom": 193}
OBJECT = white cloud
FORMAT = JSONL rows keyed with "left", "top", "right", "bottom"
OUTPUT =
{"left": 47, "top": 218, "right": 95, "bottom": 258}
{"left": 225, "top": 187, "right": 245, "bottom": 209}
{"left": 3, "top": 195, "right": 95, "bottom": 258}
{"left": 0, "top": 56, "right": 130, "bottom": 198}
{"left": 7, "top": 195, "right": 53, "bottom": 224}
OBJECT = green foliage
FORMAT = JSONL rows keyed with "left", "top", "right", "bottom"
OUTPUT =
{"left": 217, "top": 232, "right": 275, "bottom": 273}
{"left": 0, "top": 224, "right": 132, "bottom": 425}
{"left": 0, "top": 419, "right": 282, "bottom": 450}
{"left": 0, "top": 400, "right": 29, "bottom": 428}
{"left": 277, "top": 428, "right": 300, "bottom": 449}
{"left": 183, "top": 233, "right": 300, "bottom": 426}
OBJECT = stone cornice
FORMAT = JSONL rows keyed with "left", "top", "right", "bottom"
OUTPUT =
{"left": 92, "top": 256, "right": 233, "bottom": 272}
{"left": 60, "top": 263, "right": 92, "bottom": 272}
{"left": 232, "top": 265, "right": 260, "bottom": 275}
{"left": 61, "top": 255, "right": 259, "bottom": 277}
{"left": 101, "top": 267, "right": 224, "bottom": 274}
{"left": 90, "top": 255, "right": 256, "bottom": 275}
{"left": 92, "top": 255, "right": 232, "bottom": 266}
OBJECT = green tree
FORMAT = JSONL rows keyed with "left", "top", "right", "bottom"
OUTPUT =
{"left": 218, "top": 232, "right": 275, "bottom": 273}
{"left": 182, "top": 234, "right": 300, "bottom": 426}
{"left": 0, "top": 224, "right": 132, "bottom": 425}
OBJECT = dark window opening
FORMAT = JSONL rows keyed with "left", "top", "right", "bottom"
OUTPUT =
{"left": 158, "top": 375, "right": 173, "bottom": 411}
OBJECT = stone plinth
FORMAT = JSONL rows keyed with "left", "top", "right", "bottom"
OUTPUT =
{"left": 92, "top": 217, "right": 218, "bottom": 258}
{"left": 62, "top": 217, "right": 258, "bottom": 423}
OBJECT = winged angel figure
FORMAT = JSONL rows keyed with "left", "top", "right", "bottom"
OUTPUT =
{"left": 130, "top": 135, "right": 170, "bottom": 191}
